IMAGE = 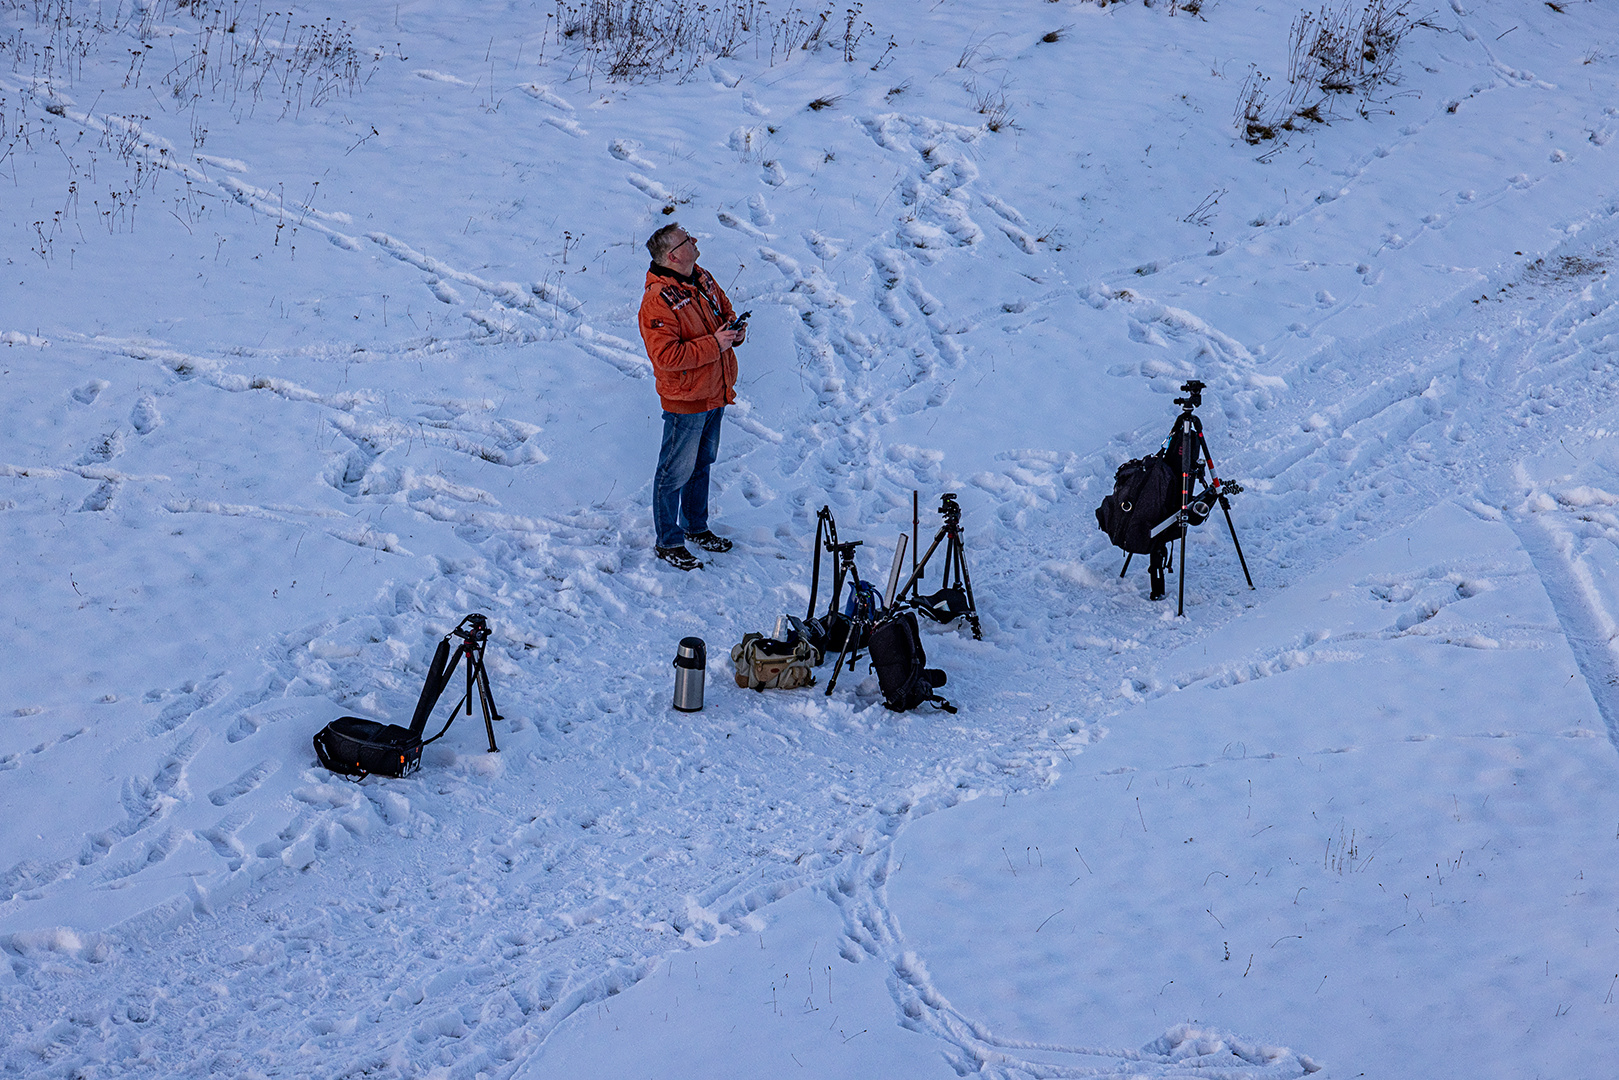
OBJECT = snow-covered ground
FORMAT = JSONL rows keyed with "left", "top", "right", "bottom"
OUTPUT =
{"left": 4, "top": 0, "right": 1619, "bottom": 1075}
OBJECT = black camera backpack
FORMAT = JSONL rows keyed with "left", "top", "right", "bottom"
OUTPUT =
{"left": 867, "top": 611, "right": 955, "bottom": 713}
{"left": 313, "top": 716, "right": 424, "bottom": 779}
{"left": 1096, "top": 453, "right": 1182, "bottom": 554}
{"left": 313, "top": 633, "right": 459, "bottom": 778}
{"left": 313, "top": 617, "right": 491, "bottom": 779}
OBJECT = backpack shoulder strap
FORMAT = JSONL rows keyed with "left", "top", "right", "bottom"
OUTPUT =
{"left": 407, "top": 636, "right": 454, "bottom": 739}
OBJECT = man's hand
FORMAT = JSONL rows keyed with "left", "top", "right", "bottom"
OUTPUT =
{"left": 715, "top": 327, "right": 743, "bottom": 350}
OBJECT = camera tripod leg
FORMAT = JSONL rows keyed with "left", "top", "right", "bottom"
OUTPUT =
{"left": 1176, "top": 528, "right": 1188, "bottom": 616}
{"left": 460, "top": 643, "right": 500, "bottom": 753}
{"left": 1195, "top": 431, "right": 1253, "bottom": 590}
{"left": 1119, "top": 552, "right": 1133, "bottom": 578}
{"left": 1176, "top": 415, "right": 1197, "bottom": 618}
{"left": 893, "top": 526, "right": 949, "bottom": 607}
{"left": 474, "top": 654, "right": 502, "bottom": 753}
{"left": 1221, "top": 496, "right": 1256, "bottom": 590}
{"left": 946, "top": 531, "right": 982, "bottom": 639}
{"left": 824, "top": 618, "right": 862, "bottom": 695}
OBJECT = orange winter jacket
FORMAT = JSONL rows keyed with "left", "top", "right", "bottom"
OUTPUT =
{"left": 638, "top": 263, "right": 738, "bottom": 414}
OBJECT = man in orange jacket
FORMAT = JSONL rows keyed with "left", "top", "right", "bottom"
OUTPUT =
{"left": 639, "top": 223, "right": 746, "bottom": 570}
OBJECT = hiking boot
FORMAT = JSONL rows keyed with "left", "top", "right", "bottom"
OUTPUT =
{"left": 656, "top": 545, "right": 702, "bottom": 571}
{"left": 687, "top": 530, "right": 732, "bottom": 554}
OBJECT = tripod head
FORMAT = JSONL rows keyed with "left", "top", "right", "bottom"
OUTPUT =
{"left": 828, "top": 539, "right": 863, "bottom": 565}
{"left": 453, "top": 613, "right": 491, "bottom": 647}
{"left": 938, "top": 492, "right": 962, "bottom": 528}
{"left": 1173, "top": 379, "right": 1206, "bottom": 412}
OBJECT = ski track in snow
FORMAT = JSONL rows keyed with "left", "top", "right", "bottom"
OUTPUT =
{"left": 5, "top": 7, "right": 1619, "bottom": 1077}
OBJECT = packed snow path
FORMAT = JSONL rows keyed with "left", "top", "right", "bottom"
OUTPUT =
{"left": 5, "top": 0, "right": 1619, "bottom": 1076}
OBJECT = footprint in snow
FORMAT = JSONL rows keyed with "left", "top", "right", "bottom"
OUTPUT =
{"left": 805, "top": 230, "right": 843, "bottom": 262}
{"left": 130, "top": 393, "right": 161, "bottom": 434}
{"left": 717, "top": 211, "right": 768, "bottom": 240}
{"left": 201, "top": 811, "right": 250, "bottom": 864}
{"left": 76, "top": 429, "right": 124, "bottom": 465}
{"left": 79, "top": 481, "right": 116, "bottom": 513}
{"left": 545, "top": 115, "right": 587, "bottom": 138}
{"left": 607, "top": 138, "right": 656, "bottom": 169}
{"left": 413, "top": 69, "right": 472, "bottom": 86}
{"left": 72, "top": 379, "right": 109, "bottom": 404}
{"left": 195, "top": 153, "right": 249, "bottom": 173}
{"left": 728, "top": 126, "right": 764, "bottom": 155}
{"left": 520, "top": 83, "right": 574, "bottom": 111}
{"left": 628, "top": 174, "right": 673, "bottom": 202}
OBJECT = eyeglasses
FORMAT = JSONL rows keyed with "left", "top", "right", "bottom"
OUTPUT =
{"left": 669, "top": 236, "right": 696, "bottom": 254}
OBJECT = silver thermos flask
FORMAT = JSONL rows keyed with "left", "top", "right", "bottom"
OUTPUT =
{"left": 672, "top": 637, "right": 706, "bottom": 712}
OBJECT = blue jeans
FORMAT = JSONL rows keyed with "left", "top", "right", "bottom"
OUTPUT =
{"left": 653, "top": 407, "right": 724, "bottom": 548}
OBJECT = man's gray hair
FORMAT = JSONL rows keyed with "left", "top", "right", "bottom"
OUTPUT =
{"left": 646, "top": 223, "right": 685, "bottom": 262}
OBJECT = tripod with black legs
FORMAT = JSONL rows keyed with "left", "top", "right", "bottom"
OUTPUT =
{"left": 410, "top": 613, "right": 504, "bottom": 753}
{"left": 824, "top": 537, "right": 887, "bottom": 695}
{"left": 892, "top": 492, "right": 981, "bottom": 640}
{"left": 1119, "top": 380, "right": 1255, "bottom": 616}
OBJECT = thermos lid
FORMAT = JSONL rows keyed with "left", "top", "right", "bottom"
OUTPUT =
{"left": 676, "top": 636, "right": 706, "bottom": 663}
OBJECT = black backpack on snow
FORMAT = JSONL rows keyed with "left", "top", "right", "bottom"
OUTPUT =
{"left": 313, "top": 717, "right": 424, "bottom": 778}
{"left": 867, "top": 611, "right": 955, "bottom": 713}
{"left": 313, "top": 614, "right": 500, "bottom": 779}
{"left": 1095, "top": 453, "right": 1183, "bottom": 554}
{"left": 313, "top": 632, "right": 458, "bottom": 779}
